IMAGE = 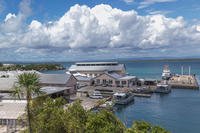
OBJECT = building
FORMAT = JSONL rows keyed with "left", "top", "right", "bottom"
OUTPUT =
{"left": 68, "top": 62, "right": 126, "bottom": 78}
{"left": 0, "top": 71, "right": 77, "bottom": 97}
{"left": 0, "top": 100, "right": 26, "bottom": 132}
{"left": 0, "top": 77, "right": 17, "bottom": 92}
{"left": 39, "top": 73, "right": 77, "bottom": 95}
{"left": 92, "top": 72, "right": 137, "bottom": 87}
{"left": 75, "top": 75, "right": 92, "bottom": 88}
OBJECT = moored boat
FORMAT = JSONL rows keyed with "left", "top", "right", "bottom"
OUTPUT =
{"left": 162, "top": 65, "right": 171, "bottom": 80}
{"left": 155, "top": 84, "right": 171, "bottom": 94}
{"left": 113, "top": 92, "right": 134, "bottom": 105}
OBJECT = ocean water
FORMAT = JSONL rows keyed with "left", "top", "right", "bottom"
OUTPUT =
{"left": 43, "top": 60, "right": 200, "bottom": 133}
{"left": 117, "top": 60, "right": 200, "bottom": 133}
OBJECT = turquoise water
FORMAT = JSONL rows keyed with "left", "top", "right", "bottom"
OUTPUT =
{"left": 117, "top": 61, "right": 200, "bottom": 133}
{"left": 115, "top": 89, "right": 200, "bottom": 133}
{"left": 43, "top": 60, "right": 200, "bottom": 133}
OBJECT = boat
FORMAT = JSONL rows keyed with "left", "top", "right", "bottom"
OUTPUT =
{"left": 113, "top": 92, "right": 134, "bottom": 105}
{"left": 155, "top": 83, "right": 171, "bottom": 94}
{"left": 162, "top": 65, "right": 171, "bottom": 80}
{"left": 89, "top": 91, "right": 103, "bottom": 99}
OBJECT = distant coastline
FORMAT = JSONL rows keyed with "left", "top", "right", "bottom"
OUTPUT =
{"left": 131, "top": 58, "right": 200, "bottom": 62}
{"left": 1, "top": 57, "right": 200, "bottom": 64}
{"left": 0, "top": 63, "right": 65, "bottom": 71}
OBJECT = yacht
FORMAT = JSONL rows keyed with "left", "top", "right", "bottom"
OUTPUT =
{"left": 162, "top": 65, "right": 171, "bottom": 80}
{"left": 89, "top": 91, "right": 103, "bottom": 99}
{"left": 113, "top": 92, "right": 134, "bottom": 105}
{"left": 155, "top": 83, "right": 171, "bottom": 94}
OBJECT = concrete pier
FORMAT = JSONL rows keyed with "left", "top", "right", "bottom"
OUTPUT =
{"left": 169, "top": 75, "right": 199, "bottom": 89}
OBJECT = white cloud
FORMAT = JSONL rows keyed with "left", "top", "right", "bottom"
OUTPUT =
{"left": 138, "top": 0, "right": 176, "bottom": 9}
{"left": 123, "top": 0, "right": 134, "bottom": 4}
{"left": 148, "top": 10, "right": 172, "bottom": 15}
{"left": 0, "top": 3, "right": 200, "bottom": 61}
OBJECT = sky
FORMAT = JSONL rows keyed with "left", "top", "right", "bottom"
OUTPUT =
{"left": 0, "top": 0, "right": 200, "bottom": 61}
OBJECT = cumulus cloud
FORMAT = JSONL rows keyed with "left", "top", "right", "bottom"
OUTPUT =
{"left": 0, "top": 3, "right": 200, "bottom": 61}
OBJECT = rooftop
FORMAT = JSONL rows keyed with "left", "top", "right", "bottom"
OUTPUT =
{"left": 39, "top": 73, "right": 72, "bottom": 85}
{"left": 69, "top": 64, "right": 125, "bottom": 72}
{"left": 0, "top": 100, "right": 26, "bottom": 119}
{"left": 75, "top": 62, "right": 118, "bottom": 65}
{"left": 0, "top": 77, "right": 17, "bottom": 91}
{"left": 75, "top": 75, "right": 92, "bottom": 81}
{"left": 119, "top": 76, "right": 137, "bottom": 80}
{"left": 41, "top": 86, "right": 70, "bottom": 95}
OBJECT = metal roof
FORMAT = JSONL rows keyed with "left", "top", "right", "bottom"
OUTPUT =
{"left": 107, "top": 73, "right": 123, "bottom": 79}
{"left": 75, "top": 75, "right": 92, "bottom": 81}
{"left": 0, "top": 73, "right": 73, "bottom": 91}
{"left": 39, "top": 73, "right": 72, "bottom": 85}
{"left": 119, "top": 76, "right": 136, "bottom": 80}
{"left": 69, "top": 64, "right": 125, "bottom": 72}
{"left": 0, "top": 100, "right": 26, "bottom": 119}
{"left": 75, "top": 62, "right": 118, "bottom": 65}
{"left": 41, "top": 86, "right": 70, "bottom": 95}
{"left": 0, "top": 78, "right": 17, "bottom": 91}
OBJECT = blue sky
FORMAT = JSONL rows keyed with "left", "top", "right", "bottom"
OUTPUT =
{"left": 0, "top": 0, "right": 200, "bottom": 61}
{"left": 1, "top": 0, "right": 200, "bottom": 21}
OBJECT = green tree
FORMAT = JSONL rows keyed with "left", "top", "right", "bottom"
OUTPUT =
{"left": 86, "top": 110, "right": 125, "bottom": 133}
{"left": 63, "top": 100, "right": 88, "bottom": 133}
{"left": 13, "top": 72, "right": 41, "bottom": 133}
{"left": 31, "top": 97, "right": 66, "bottom": 133}
{"left": 126, "top": 121, "right": 169, "bottom": 133}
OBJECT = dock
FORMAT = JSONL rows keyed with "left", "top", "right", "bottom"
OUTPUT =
{"left": 169, "top": 75, "right": 199, "bottom": 89}
{"left": 133, "top": 93, "right": 151, "bottom": 98}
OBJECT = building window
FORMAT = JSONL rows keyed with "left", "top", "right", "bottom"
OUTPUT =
{"left": 96, "top": 79, "right": 100, "bottom": 84}
{"left": 103, "top": 79, "right": 106, "bottom": 84}
{"left": 122, "top": 81, "right": 127, "bottom": 85}
{"left": 108, "top": 80, "right": 113, "bottom": 84}
{"left": 115, "top": 81, "right": 120, "bottom": 84}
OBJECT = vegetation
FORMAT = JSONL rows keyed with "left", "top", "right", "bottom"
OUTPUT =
{"left": 126, "top": 121, "right": 170, "bottom": 133}
{"left": 19, "top": 96, "right": 169, "bottom": 133}
{"left": 0, "top": 63, "right": 64, "bottom": 71}
{"left": 13, "top": 73, "right": 42, "bottom": 133}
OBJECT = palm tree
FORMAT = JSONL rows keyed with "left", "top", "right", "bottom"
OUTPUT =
{"left": 13, "top": 72, "right": 41, "bottom": 133}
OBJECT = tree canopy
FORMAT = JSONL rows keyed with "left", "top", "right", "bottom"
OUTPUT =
{"left": 21, "top": 97, "right": 170, "bottom": 133}
{"left": 126, "top": 121, "right": 170, "bottom": 133}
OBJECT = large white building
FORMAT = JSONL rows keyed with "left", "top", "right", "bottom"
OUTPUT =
{"left": 68, "top": 62, "right": 126, "bottom": 78}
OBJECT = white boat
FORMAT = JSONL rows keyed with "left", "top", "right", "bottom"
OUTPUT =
{"left": 162, "top": 65, "right": 171, "bottom": 80}
{"left": 113, "top": 92, "right": 134, "bottom": 105}
{"left": 89, "top": 91, "right": 103, "bottom": 99}
{"left": 155, "top": 83, "right": 171, "bottom": 94}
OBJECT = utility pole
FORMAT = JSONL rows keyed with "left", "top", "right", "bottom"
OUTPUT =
{"left": 189, "top": 66, "right": 191, "bottom": 75}
{"left": 181, "top": 66, "right": 183, "bottom": 75}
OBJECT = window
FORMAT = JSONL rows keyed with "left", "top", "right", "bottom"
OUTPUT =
{"left": 115, "top": 81, "right": 120, "bottom": 84}
{"left": 108, "top": 80, "right": 113, "bottom": 84}
{"left": 96, "top": 79, "right": 100, "bottom": 84}
{"left": 103, "top": 79, "right": 107, "bottom": 84}
{"left": 122, "top": 81, "right": 127, "bottom": 85}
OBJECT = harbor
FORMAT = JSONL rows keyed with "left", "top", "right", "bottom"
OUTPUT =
{"left": 0, "top": 60, "right": 200, "bottom": 133}
{"left": 71, "top": 62, "right": 199, "bottom": 111}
